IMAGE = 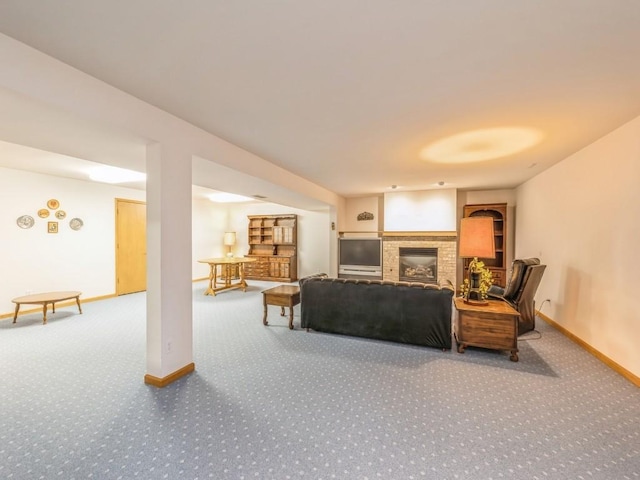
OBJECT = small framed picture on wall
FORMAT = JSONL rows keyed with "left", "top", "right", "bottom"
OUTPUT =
{"left": 48, "top": 221, "right": 58, "bottom": 234}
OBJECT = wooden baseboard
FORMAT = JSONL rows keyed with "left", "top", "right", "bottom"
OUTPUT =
{"left": 144, "top": 362, "right": 195, "bottom": 388}
{"left": 537, "top": 311, "right": 639, "bottom": 387}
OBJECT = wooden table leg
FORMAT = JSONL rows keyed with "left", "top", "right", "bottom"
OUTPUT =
{"left": 222, "top": 264, "right": 230, "bottom": 287}
{"left": 42, "top": 303, "right": 48, "bottom": 325}
{"left": 75, "top": 296, "right": 83, "bottom": 314}
{"left": 288, "top": 305, "right": 294, "bottom": 330}
{"left": 13, "top": 303, "right": 20, "bottom": 323}
{"left": 204, "top": 264, "right": 215, "bottom": 296}
{"left": 240, "top": 263, "right": 248, "bottom": 292}
{"left": 262, "top": 295, "right": 269, "bottom": 326}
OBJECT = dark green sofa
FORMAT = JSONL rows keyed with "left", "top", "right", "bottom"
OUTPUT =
{"left": 299, "top": 274, "right": 454, "bottom": 350}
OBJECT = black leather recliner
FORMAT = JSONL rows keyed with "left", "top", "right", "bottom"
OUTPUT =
{"left": 488, "top": 258, "right": 546, "bottom": 336}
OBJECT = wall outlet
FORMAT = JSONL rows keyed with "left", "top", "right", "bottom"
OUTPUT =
{"left": 166, "top": 339, "right": 172, "bottom": 353}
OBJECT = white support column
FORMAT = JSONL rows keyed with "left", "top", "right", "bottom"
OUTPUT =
{"left": 144, "top": 142, "right": 194, "bottom": 386}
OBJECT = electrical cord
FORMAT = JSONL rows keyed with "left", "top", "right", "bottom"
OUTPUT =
{"left": 519, "top": 329, "right": 542, "bottom": 340}
{"left": 538, "top": 298, "right": 551, "bottom": 312}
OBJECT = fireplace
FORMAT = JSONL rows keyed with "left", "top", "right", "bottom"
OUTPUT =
{"left": 399, "top": 247, "right": 438, "bottom": 284}
{"left": 382, "top": 234, "right": 457, "bottom": 286}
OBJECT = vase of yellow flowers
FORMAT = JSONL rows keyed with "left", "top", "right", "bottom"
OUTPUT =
{"left": 460, "top": 257, "right": 493, "bottom": 305}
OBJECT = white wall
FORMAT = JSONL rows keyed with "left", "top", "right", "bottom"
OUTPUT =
{"left": 342, "top": 196, "right": 383, "bottom": 233}
{"left": 191, "top": 197, "right": 230, "bottom": 279}
{"left": 0, "top": 167, "right": 144, "bottom": 314}
{"left": 516, "top": 114, "right": 640, "bottom": 378}
{"left": 384, "top": 189, "right": 457, "bottom": 231}
{"left": 461, "top": 189, "right": 517, "bottom": 207}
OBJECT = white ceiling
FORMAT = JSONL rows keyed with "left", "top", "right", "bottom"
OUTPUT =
{"left": 0, "top": 0, "right": 639, "bottom": 203}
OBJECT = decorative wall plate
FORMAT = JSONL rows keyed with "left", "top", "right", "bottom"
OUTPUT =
{"left": 38, "top": 208, "right": 50, "bottom": 218}
{"left": 69, "top": 218, "right": 84, "bottom": 231}
{"left": 55, "top": 210, "right": 66, "bottom": 219}
{"left": 47, "top": 199, "right": 60, "bottom": 209}
{"left": 16, "top": 215, "right": 35, "bottom": 229}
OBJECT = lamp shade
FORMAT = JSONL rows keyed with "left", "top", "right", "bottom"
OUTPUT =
{"left": 223, "top": 232, "right": 236, "bottom": 246}
{"left": 458, "top": 217, "right": 496, "bottom": 259}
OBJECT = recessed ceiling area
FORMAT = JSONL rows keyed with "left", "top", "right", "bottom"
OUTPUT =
{"left": 1, "top": 1, "right": 640, "bottom": 198}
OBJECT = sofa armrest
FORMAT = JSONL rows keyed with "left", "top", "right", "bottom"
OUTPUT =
{"left": 487, "top": 284, "right": 505, "bottom": 300}
{"left": 299, "top": 273, "right": 328, "bottom": 287}
{"left": 440, "top": 278, "right": 453, "bottom": 287}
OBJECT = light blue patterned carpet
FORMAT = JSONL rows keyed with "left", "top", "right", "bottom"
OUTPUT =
{"left": 1, "top": 280, "right": 638, "bottom": 479}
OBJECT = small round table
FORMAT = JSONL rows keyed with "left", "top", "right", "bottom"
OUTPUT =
{"left": 12, "top": 291, "right": 83, "bottom": 325}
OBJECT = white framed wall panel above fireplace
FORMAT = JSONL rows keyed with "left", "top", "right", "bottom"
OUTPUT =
{"left": 383, "top": 189, "right": 457, "bottom": 232}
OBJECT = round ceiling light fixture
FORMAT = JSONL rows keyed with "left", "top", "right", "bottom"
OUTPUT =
{"left": 420, "top": 127, "right": 543, "bottom": 164}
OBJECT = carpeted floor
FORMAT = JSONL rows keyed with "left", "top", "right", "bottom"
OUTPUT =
{"left": 1, "top": 280, "right": 638, "bottom": 479}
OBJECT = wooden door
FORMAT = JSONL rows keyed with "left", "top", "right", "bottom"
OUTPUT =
{"left": 116, "top": 199, "right": 147, "bottom": 295}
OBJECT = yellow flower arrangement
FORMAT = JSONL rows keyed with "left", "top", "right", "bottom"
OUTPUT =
{"left": 460, "top": 258, "right": 493, "bottom": 301}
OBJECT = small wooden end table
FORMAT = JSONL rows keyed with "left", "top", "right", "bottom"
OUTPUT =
{"left": 12, "top": 291, "right": 83, "bottom": 325}
{"left": 453, "top": 297, "right": 521, "bottom": 361}
{"left": 262, "top": 285, "right": 300, "bottom": 330}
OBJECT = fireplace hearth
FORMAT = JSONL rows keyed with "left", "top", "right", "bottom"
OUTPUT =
{"left": 399, "top": 247, "right": 438, "bottom": 283}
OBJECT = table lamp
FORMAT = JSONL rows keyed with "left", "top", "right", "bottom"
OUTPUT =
{"left": 223, "top": 231, "right": 236, "bottom": 257}
{"left": 458, "top": 216, "right": 495, "bottom": 305}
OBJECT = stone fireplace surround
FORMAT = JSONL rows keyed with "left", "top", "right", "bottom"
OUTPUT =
{"left": 382, "top": 233, "right": 457, "bottom": 287}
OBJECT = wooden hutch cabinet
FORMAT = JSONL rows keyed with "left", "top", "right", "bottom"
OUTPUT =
{"left": 463, "top": 203, "right": 508, "bottom": 287}
{"left": 245, "top": 214, "right": 298, "bottom": 282}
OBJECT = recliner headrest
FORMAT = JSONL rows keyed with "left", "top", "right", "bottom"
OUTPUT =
{"left": 503, "top": 258, "right": 540, "bottom": 300}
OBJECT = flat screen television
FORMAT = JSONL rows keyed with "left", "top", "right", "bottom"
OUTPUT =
{"left": 338, "top": 237, "right": 383, "bottom": 278}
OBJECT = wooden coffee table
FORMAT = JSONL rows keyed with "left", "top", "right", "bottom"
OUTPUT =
{"left": 12, "top": 291, "right": 83, "bottom": 325}
{"left": 453, "top": 297, "right": 521, "bottom": 361}
{"left": 262, "top": 285, "right": 300, "bottom": 330}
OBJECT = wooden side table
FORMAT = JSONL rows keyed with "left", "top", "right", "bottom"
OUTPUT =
{"left": 262, "top": 285, "right": 300, "bottom": 330}
{"left": 453, "top": 297, "right": 521, "bottom": 361}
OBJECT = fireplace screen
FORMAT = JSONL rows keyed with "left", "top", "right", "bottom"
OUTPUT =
{"left": 399, "top": 247, "right": 438, "bottom": 283}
